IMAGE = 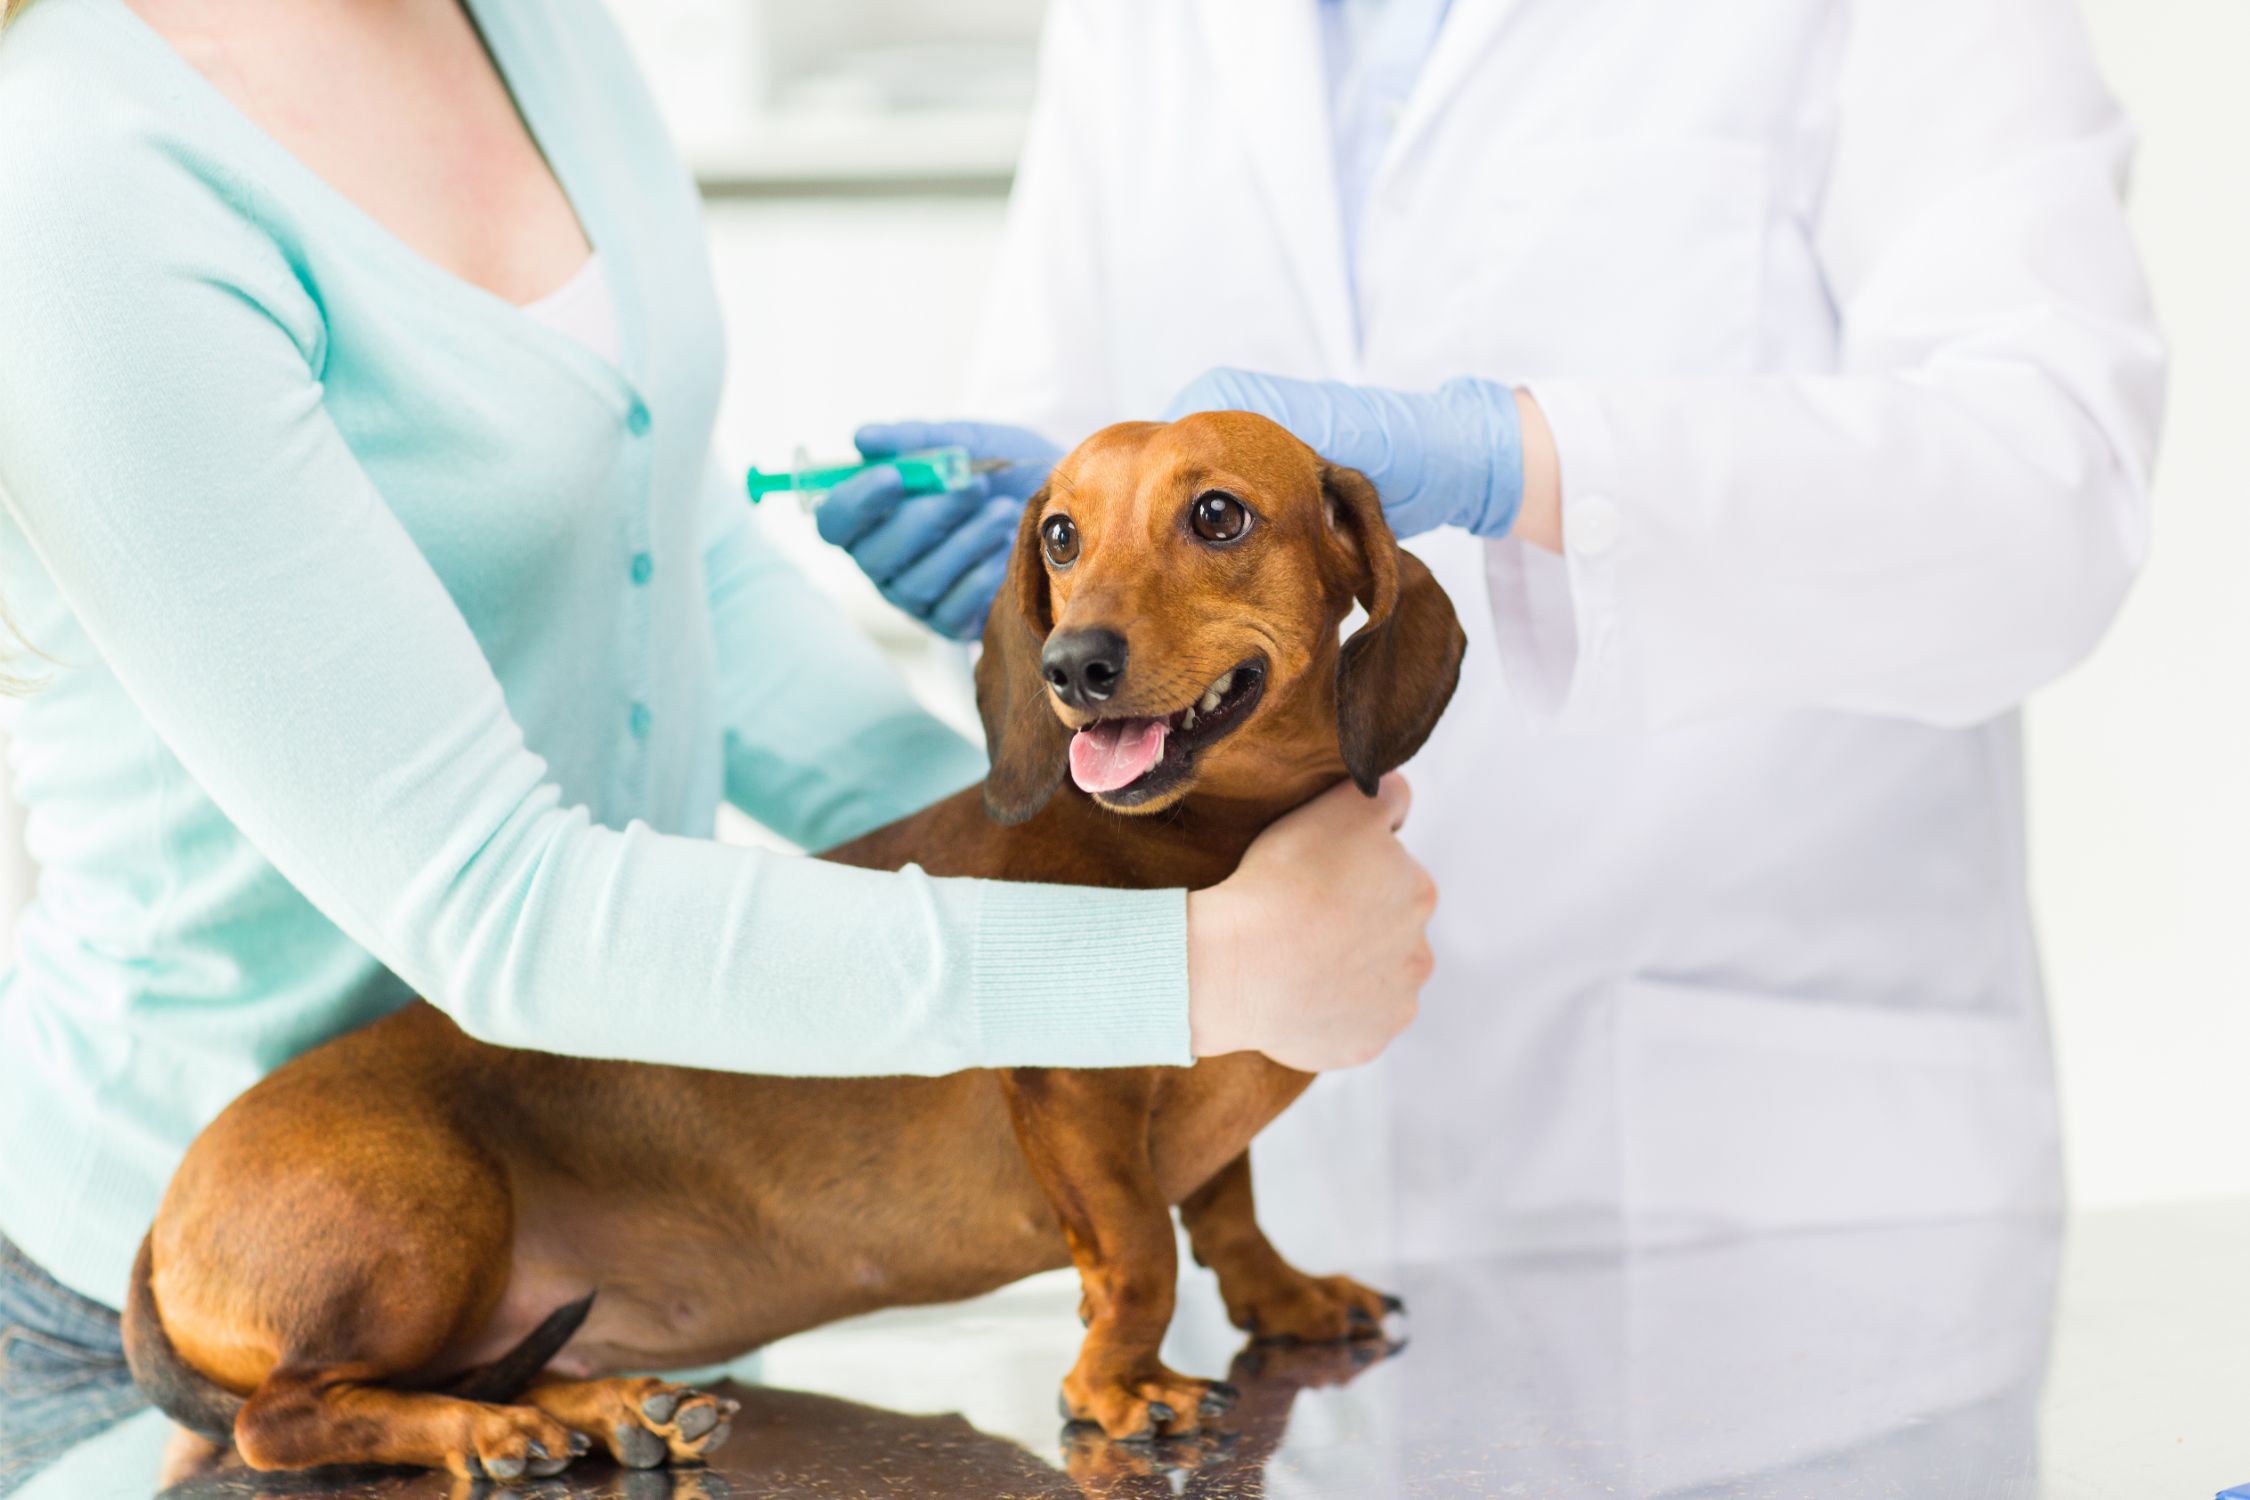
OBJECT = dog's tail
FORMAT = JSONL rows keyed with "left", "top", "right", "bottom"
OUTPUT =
{"left": 122, "top": 1234, "right": 243, "bottom": 1445}
{"left": 123, "top": 1232, "right": 598, "bottom": 1444}
{"left": 443, "top": 1290, "right": 597, "bottom": 1403}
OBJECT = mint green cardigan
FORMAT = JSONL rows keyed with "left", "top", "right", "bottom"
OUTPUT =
{"left": 0, "top": 0, "right": 1188, "bottom": 1309}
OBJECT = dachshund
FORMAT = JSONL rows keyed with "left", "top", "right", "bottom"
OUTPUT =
{"left": 121, "top": 411, "right": 1467, "bottom": 1481}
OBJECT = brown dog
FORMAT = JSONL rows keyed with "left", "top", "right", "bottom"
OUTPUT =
{"left": 122, "top": 411, "right": 1466, "bottom": 1481}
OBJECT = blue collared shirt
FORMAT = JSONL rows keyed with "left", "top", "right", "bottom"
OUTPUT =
{"left": 1318, "top": 0, "right": 1454, "bottom": 280}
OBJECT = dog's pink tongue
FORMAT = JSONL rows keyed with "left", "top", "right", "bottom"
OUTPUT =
{"left": 1069, "top": 718, "right": 1168, "bottom": 793}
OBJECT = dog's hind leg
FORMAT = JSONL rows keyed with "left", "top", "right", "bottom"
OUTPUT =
{"left": 233, "top": 1365, "right": 584, "bottom": 1480}
{"left": 144, "top": 1054, "right": 609, "bottom": 1479}
{"left": 1178, "top": 1151, "right": 1398, "bottom": 1345}
{"left": 518, "top": 1375, "right": 739, "bottom": 1469}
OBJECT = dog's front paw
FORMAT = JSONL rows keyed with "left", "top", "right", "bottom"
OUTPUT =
{"left": 1223, "top": 1269, "right": 1401, "bottom": 1345}
{"left": 1060, "top": 1363, "right": 1237, "bottom": 1442}
{"left": 610, "top": 1381, "right": 740, "bottom": 1468}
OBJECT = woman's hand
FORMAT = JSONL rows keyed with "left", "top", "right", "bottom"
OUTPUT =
{"left": 1186, "top": 775, "right": 1435, "bottom": 1071}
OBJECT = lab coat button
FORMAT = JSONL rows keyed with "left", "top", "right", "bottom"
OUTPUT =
{"left": 628, "top": 702, "right": 652, "bottom": 740}
{"left": 626, "top": 402, "right": 652, "bottom": 437}
{"left": 629, "top": 552, "right": 653, "bottom": 586}
{"left": 1570, "top": 497, "right": 1623, "bottom": 559}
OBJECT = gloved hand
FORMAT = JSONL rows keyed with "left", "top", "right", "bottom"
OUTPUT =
{"left": 1164, "top": 369, "right": 1525, "bottom": 540}
{"left": 816, "top": 420, "right": 1061, "bottom": 641}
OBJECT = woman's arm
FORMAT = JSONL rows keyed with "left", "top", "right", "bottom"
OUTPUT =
{"left": 698, "top": 466, "right": 985, "bottom": 852}
{"left": 0, "top": 124, "right": 1187, "bottom": 1078}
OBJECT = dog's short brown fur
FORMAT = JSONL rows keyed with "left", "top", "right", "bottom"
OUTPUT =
{"left": 123, "top": 412, "right": 1466, "bottom": 1480}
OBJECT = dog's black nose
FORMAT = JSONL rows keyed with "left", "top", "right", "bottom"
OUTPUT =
{"left": 1041, "top": 629, "right": 1127, "bottom": 707}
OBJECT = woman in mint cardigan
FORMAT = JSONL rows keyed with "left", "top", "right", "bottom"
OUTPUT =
{"left": 0, "top": 0, "right": 1434, "bottom": 1471}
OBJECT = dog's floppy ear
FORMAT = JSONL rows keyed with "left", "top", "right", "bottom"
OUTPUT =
{"left": 1325, "top": 464, "right": 1468, "bottom": 795}
{"left": 974, "top": 488, "right": 1071, "bottom": 825}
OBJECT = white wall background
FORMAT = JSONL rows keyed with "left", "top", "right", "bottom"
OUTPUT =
{"left": 2027, "top": 0, "right": 2250, "bottom": 1207}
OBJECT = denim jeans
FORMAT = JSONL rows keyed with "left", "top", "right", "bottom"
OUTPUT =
{"left": 0, "top": 1234, "right": 143, "bottom": 1497}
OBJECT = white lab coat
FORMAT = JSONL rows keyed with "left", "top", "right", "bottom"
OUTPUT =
{"left": 968, "top": 0, "right": 2163, "bottom": 1263}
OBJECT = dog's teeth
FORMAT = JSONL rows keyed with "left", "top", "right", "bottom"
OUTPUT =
{"left": 1198, "top": 689, "right": 1221, "bottom": 714}
{"left": 1214, "top": 671, "right": 1235, "bottom": 696}
{"left": 1182, "top": 708, "right": 1198, "bottom": 729}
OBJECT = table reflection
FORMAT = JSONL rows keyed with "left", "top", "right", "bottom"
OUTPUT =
{"left": 2, "top": 1215, "right": 2061, "bottom": 1499}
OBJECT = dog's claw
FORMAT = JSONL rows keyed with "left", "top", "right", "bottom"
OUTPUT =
{"left": 641, "top": 1391, "right": 681, "bottom": 1424}
{"left": 1380, "top": 1292, "right": 1406, "bottom": 1314}
{"left": 485, "top": 1453, "right": 527, "bottom": 1481}
{"left": 1147, "top": 1401, "right": 1176, "bottom": 1426}
{"left": 567, "top": 1431, "right": 592, "bottom": 1457}
{"left": 1198, "top": 1381, "right": 1240, "bottom": 1415}
{"left": 615, "top": 1421, "right": 667, "bottom": 1469}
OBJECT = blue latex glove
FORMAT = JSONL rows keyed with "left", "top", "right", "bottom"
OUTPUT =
{"left": 1163, "top": 369, "right": 1524, "bottom": 540}
{"left": 816, "top": 420, "right": 1062, "bottom": 641}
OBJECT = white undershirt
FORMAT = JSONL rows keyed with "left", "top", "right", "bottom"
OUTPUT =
{"left": 519, "top": 251, "right": 621, "bottom": 368}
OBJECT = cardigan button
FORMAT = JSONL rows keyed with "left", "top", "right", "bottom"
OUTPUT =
{"left": 630, "top": 552, "right": 654, "bottom": 586}
{"left": 626, "top": 402, "right": 652, "bottom": 437}
{"left": 628, "top": 702, "right": 652, "bottom": 740}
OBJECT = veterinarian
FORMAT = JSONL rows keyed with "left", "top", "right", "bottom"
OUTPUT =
{"left": 0, "top": 0, "right": 1442, "bottom": 1469}
{"left": 823, "top": 0, "right": 2167, "bottom": 1261}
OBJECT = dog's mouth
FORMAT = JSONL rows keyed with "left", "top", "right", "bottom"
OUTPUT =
{"left": 1066, "top": 660, "right": 1267, "bottom": 806}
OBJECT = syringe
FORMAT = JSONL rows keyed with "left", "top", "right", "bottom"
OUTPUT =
{"left": 745, "top": 446, "right": 1012, "bottom": 512}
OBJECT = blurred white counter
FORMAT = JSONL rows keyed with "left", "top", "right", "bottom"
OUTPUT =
{"left": 23, "top": 1200, "right": 2250, "bottom": 1498}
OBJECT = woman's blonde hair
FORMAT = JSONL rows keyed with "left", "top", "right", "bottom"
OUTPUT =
{"left": 1, "top": 0, "right": 28, "bottom": 25}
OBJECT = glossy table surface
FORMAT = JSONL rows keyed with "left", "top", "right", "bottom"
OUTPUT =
{"left": 11, "top": 1201, "right": 2248, "bottom": 1499}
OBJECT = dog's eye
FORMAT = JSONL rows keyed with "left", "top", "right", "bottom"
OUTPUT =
{"left": 1190, "top": 491, "right": 1252, "bottom": 544}
{"left": 1041, "top": 514, "right": 1080, "bottom": 567}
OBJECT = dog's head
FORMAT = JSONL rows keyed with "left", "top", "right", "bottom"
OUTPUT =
{"left": 974, "top": 411, "right": 1466, "bottom": 825}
